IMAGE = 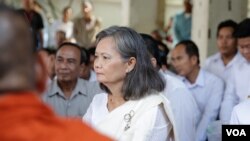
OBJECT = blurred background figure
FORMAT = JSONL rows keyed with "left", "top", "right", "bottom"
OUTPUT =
{"left": 220, "top": 18, "right": 250, "bottom": 123}
{"left": 55, "top": 30, "right": 67, "bottom": 47}
{"left": 87, "top": 47, "right": 96, "bottom": 70}
{"left": 164, "top": 17, "right": 174, "bottom": 48}
{"left": 204, "top": 19, "right": 240, "bottom": 82}
{"left": 150, "top": 29, "right": 171, "bottom": 74}
{"left": 171, "top": 40, "right": 224, "bottom": 141}
{"left": 203, "top": 19, "right": 240, "bottom": 141}
{"left": 172, "top": 0, "right": 192, "bottom": 46}
{"left": 79, "top": 47, "right": 97, "bottom": 81}
{"left": 17, "top": 0, "right": 44, "bottom": 50}
{"left": 50, "top": 6, "right": 74, "bottom": 48}
{"left": 73, "top": 0, "right": 101, "bottom": 49}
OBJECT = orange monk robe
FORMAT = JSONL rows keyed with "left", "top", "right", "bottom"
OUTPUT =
{"left": 0, "top": 92, "right": 113, "bottom": 141}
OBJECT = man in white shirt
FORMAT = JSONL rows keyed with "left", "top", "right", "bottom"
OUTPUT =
{"left": 171, "top": 40, "right": 225, "bottom": 141}
{"left": 220, "top": 18, "right": 250, "bottom": 123}
{"left": 50, "top": 6, "right": 74, "bottom": 47}
{"left": 141, "top": 33, "right": 199, "bottom": 141}
{"left": 204, "top": 20, "right": 241, "bottom": 82}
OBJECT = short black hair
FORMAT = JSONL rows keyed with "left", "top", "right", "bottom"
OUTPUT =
{"left": 57, "top": 42, "right": 85, "bottom": 64}
{"left": 217, "top": 19, "right": 238, "bottom": 37}
{"left": 234, "top": 18, "right": 250, "bottom": 38}
{"left": 80, "top": 47, "right": 90, "bottom": 65}
{"left": 176, "top": 40, "right": 200, "bottom": 64}
{"left": 140, "top": 33, "right": 162, "bottom": 67}
{"left": 87, "top": 47, "right": 96, "bottom": 56}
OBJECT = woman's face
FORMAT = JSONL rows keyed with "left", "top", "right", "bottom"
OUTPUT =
{"left": 94, "top": 37, "right": 129, "bottom": 86}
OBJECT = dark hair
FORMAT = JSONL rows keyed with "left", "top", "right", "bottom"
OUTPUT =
{"left": 38, "top": 48, "right": 56, "bottom": 55}
{"left": 140, "top": 33, "right": 161, "bottom": 67}
{"left": 217, "top": 19, "right": 238, "bottom": 37}
{"left": 157, "top": 41, "right": 169, "bottom": 66}
{"left": 87, "top": 47, "right": 96, "bottom": 56}
{"left": 96, "top": 26, "right": 165, "bottom": 100}
{"left": 80, "top": 47, "right": 90, "bottom": 65}
{"left": 234, "top": 18, "right": 250, "bottom": 38}
{"left": 57, "top": 42, "right": 85, "bottom": 64}
{"left": 176, "top": 40, "right": 200, "bottom": 64}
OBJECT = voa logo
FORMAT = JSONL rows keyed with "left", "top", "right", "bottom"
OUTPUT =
{"left": 226, "top": 129, "right": 246, "bottom": 136}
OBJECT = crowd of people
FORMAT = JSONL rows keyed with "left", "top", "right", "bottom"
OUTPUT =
{"left": 1, "top": 0, "right": 250, "bottom": 141}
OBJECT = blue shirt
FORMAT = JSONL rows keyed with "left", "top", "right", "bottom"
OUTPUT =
{"left": 42, "top": 78, "right": 102, "bottom": 118}
{"left": 181, "top": 69, "right": 225, "bottom": 141}
{"left": 173, "top": 11, "right": 192, "bottom": 45}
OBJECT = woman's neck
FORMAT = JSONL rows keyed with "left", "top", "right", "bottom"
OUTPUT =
{"left": 107, "top": 94, "right": 125, "bottom": 112}
{"left": 106, "top": 82, "right": 126, "bottom": 111}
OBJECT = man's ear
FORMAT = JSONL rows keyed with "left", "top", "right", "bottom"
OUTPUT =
{"left": 190, "top": 55, "right": 198, "bottom": 65}
{"left": 126, "top": 57, "right": 136, "bottom": 73}
{"left": 35, "top": 54, "right": 47, "bottom": 94}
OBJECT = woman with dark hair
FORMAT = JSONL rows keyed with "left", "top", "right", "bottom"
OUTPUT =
{"left": 83, "top": 26, "right": 178, "bottom": 141}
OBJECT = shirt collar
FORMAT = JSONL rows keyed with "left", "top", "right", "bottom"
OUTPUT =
{"left": 48, "top": 78, "right": 87, "bottom": 97}
{"left": 212, "top": 52, "right": 243, "bottom": 68}
{"left": 182, "top": 69, "right": 205, "bottom": 88}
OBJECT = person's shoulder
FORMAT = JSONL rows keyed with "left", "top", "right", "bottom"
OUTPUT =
{"left": 73, "top": 16, "right": 82, "bottom": 22}
{"left": 83, "top": 80, "right": 102, "bottom": 90}
{"left": 164, "top": 74, "right": 186, "bottom": 88}
{"left": 235, "top": 99, "right": 250, "bottom": 109}
{"left": 206, "top": 52, "right": 220, "bottom": 62}
{"left": 58, "top": 118, "right": 112, "bottom": 141}
{"left": 174, "top": 11, "right": 185, "bottom": 18}
{"left": 95, "top": 17, "right": 102, "bottom": 23}
{"left": 94, "top": 17, "right": 102, "bottom": 27}
{"left": 204, "top": 53, "right": 220, "bottom": 67}
{"left": 202, "top": 69, "right": 224, "bottom": 83}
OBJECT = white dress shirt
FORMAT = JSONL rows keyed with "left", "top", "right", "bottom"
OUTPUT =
{"left": 220, "top": 56, "right": 250, "bottom": 122}
{"left": 161, "top": 73, "right": 200, "bottom": 141}
{"left": 203, "top": 52, "right": 242, "bottom": 82}
{"left": 181, "top": 69, "right": 225, "bottom": 141}
{"left": 230, "top": 99, "right": 250, "bottom": 124}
